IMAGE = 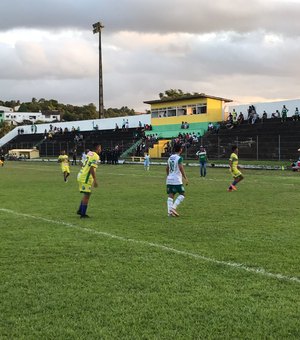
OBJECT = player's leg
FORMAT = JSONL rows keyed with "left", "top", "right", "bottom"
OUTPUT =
{"left": 170, "top": 185, "right": 185, "bottom": 216}
{"left": 203, "top": 162, "right": 207, "bottom": 177}
{"left": 78, "top": 193, "right": 91, "bottom": 218}
{"left": 228, "top": 174, "right": 243, "bottom": 191}
{"left": 200, "top": 162, "right": 203, "bottom": 177}
{"left": 167, "top": 186, "right": 175, "bottom": 216}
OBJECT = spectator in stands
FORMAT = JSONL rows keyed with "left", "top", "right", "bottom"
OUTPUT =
{"left": 293, "top": 107, "right": 299, "bottom": 121}
{"left": 237, "top": 112, "right": 244, "bottom": 124}
{"left": 281, "top": 105, "right": 288, "bottom": 122}
{"left": 262, "top": 111, "right": 268, "bottom": 122}
{"left": 252, "top": 111, "right": 258, "bottom": 124}
{"left": 71, "top": 148, "right": 77, "bottom": 165}
{"left": 122, "top": 119, "right": 126, "bottom": 130}
{"left": 208, "top": 122, "right": 214, "bottom": 131}
{"left": 139, "top": 121, "right": 142, "bottom": 129}
{"left": 115, "top": 123, "right": 119, "bottom": 131}
{"left": 232, "top": 109, "right": 237, "bottom": 124}
{"left": 184, "top": 122, "right": 189, "bottom": 129}
{"left": 31, "top": 124, "right": 34, "bottom": 133}
{"left": 276, "top": 110, "right": 281, "bottom": 118}
{"left": 271, "top": 111, "right": 277, "bottom": 119}
{"left": 181, "top": 121, "right": 185, "bottom": 129}
{"left": 226, "top": 113, "right": 234, "bottom": 129}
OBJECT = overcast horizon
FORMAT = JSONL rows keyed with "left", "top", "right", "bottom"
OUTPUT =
{"left": 1, "top": 0, "right": 300, "bottom": 112}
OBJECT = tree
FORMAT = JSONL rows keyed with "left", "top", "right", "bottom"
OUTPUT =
{"left": 158, "top": 89, "right": 201, "bottom": 100}
{"left": 0, "top": 121, "right": 13, "bottom": 138}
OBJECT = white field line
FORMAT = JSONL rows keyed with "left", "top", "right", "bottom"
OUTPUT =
{"left": 0, "top": 207, "right": 299, "bottom": 285}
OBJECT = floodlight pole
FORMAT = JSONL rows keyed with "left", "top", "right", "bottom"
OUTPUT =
{"left": 93, "top": 21, "right": 104, "bottom": 119}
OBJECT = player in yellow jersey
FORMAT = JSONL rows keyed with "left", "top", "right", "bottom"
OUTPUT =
{"left": 228, "top": 145, "right": 244, "bottom": 192}
{"left": 77, "top": 143, "right": 101, "bottom": 218}
{"left": 58, "top": 150, "right": 70, "bottom": 182}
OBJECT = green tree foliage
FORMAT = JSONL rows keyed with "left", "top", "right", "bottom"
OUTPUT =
{"left": 104, "top": 106, "right": 136, "bottom": 118}
{"left": 158, "top": 89, "right": 201, "bottom": 100}
{"left": 0, "top": 121, "right": 13, "bottom": 138}
{"left": 0, "top": 99, "right": 137, "bottom": 121}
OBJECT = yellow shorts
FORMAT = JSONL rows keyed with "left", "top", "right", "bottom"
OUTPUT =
{"left": 78, "top": 181, "right": 93, "bottom": 193}
{"left": 231, "top": 168, "right": 242, "bottom": 178}
{"left": 62, "top": 165, "right": 70, "bottom": 174}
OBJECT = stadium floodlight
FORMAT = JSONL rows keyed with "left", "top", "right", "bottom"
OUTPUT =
{"left": 92, "top": 21, "right": 105, "bottom": 119}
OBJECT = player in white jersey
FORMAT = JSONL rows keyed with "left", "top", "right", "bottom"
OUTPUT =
{"left": 166, "top": 144, "right": 188, "bottom": 217}
{"left": 144, "top": 153, "right": 150, "bottom": 171}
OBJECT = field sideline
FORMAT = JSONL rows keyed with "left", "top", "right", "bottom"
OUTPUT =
{"left": 0, "top": 161, "right": 299, "bottom": 339}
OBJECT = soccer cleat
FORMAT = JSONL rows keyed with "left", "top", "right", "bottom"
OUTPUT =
{"left": 80, "top": 214, "right": 90, "bottom": 219}
{"left": 227, "top": 188, "right": 233, "bottom": 192}
{"left": 231, "top": 185, "right": 237, "bottom": 191}
{"left": 170, "top": 208, "right": 179, "bottom": 217}
{"left": 77, "top": 210, "right": 81, "bottom": 215}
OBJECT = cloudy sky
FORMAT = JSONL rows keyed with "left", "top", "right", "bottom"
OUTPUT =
{"left": 1, "top": 0, "right": 300, "bottom": 111}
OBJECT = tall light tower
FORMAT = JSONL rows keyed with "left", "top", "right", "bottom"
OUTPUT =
{"left": 92, "top": 21, "right": 104, "bottom": 119}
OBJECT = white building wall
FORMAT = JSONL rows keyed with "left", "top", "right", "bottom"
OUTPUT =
{"left": 4, "top": 112, "right": 60, "bottom": 123}
{"left": 225, "top": 99, "right": 300, "bottom": 119}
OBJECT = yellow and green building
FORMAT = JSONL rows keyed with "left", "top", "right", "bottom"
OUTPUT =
{"left": 144, "top": 93, "right": 232, "bottom": 157}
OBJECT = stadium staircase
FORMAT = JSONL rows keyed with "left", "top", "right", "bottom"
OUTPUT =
{"left": 120, "top": 138, "right": 143, "bottom": 159}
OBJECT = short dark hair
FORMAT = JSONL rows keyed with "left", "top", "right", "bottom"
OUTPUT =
{"left": 173, "top": 144, "right": 182, "bottom": 153}
{"left": 92, "top": 143, "right": 101, "bottom": 150}
{"left": 232, "top": 145, "right": 238, "bottom": 152}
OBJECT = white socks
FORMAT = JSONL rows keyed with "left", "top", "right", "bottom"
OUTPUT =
{"left": 167, "top": 195, "right": 185, "bottom": 214}
{"left": 173, "top": 195, "right": 185, "bottom": 209}
{"left": 167, "top": 197, "right": 173, "bottom": 214}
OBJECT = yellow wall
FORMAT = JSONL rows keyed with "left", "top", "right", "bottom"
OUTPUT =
{"left": 150, "top": 98, "right": 207, "bottom": 109}
{"left": 206, "top": 98, "right": 223, "bottom": 122}
{"left": 151, "top": 98, "right": 223, "bottom": 126}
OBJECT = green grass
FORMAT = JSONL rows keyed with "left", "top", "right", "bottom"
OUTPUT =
{"left": 0, "top": 161, "right": 299, "bottom": 339}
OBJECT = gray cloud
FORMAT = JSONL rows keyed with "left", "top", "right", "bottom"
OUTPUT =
{"left": 0, "top": 0, "right": 300, "bottom": 111}
{"left": 1, "top": 0, "right": 300, "bottom": 36}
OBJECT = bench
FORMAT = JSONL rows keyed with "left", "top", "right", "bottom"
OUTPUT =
{"left": 131, "top": 156, "right": 144, "bottom": 162}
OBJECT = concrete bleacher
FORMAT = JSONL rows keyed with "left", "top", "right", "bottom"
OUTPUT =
{"left": 2, "top": 128, "right": 143, "bottom": 158}
{"left": 38, "top": 128, "right": 143, "bottom": 157}
{"left": 197, "top": 118, "right": 300, "bottom": 160}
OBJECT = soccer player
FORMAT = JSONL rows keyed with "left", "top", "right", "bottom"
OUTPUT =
{"left": 196, "top": 145, "right": 208, "bottom": 177}
{"left": 0, "top": 152, "right": 4, "bottom": 167}
{"left": 166, "top": 144, "right": 188, "bottom": 217}
{"left": 77, "top": 143, "right": 101, "bottom": 218}
{"left": 144, "top": 153, "right": 150, "bottom": 171}
{"left": 228, "top": 145, "right": 244, "bottom": 192}
{"left": 58, "top": 150, "right": 70, "bottom": 182}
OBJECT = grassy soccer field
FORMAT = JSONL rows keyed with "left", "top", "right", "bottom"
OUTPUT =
{"left": 0, "top": 161, "right": 299, "bottom": 339}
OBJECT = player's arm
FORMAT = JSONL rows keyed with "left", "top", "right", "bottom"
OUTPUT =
{"left": 179, "top": 163, "right": 188, "bottom": 185}
{"left": 229, "top": 159, "right": 233, "bottom": 170}
{"left": 90, "top": 166, "right": 98, "bottom": 187}
{"left": 166, "top": 165, "right": 169, "bottom": 175}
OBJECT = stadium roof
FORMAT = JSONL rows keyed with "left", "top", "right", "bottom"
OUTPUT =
{"left": 144, "top": 94, "right": 233, "bottom": 105}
